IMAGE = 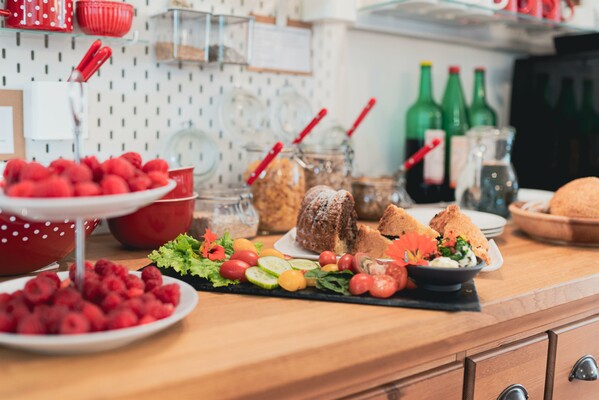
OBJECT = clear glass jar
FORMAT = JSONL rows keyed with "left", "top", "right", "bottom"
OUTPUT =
{"left": 301, "top": 143, "right": 353, "bottom": 192}
{"left": 244, "top": 146, "right": 306, "bottom": 234}
{"left": 352, "top": 176, "right": 414, "bottom": 221}
{"left": 190, "top": 187, "right": 259, "bottom": 239}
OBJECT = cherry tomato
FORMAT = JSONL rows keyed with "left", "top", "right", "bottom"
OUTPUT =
{"left": 349, "top": 273, "right": 374, "bottom": 296}
{"left": 319, "top": 251, "right": 337, "bottom": 267}
{"left": 233, "top": 238, "right": 258, "bottom": 254}
{"left": 321, "top": 263, "right": 339, "bottom": 272}
{"left": 278, "top": 270, "right": 307, "bottom": 292}
{"left": 230, "top": 250, "right": 259, "bottom": 267}
{"left": 385, "top": 262, "right": 408, "bottom": 291}
{"left": 219, "top": 260, "right": 251, "bottom": 282}
{"left": 369, "top": 275, "right": 398, "bottom": 299}
{"left": 338, "top": 254, "right": 354, "bottom": 272}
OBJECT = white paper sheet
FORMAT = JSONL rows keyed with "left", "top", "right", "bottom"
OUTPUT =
{"left": 251, "top": 23, "right": 311, "bottom": 74}
{"left": 0, "top": 107, "right": 15, "bottom": 154}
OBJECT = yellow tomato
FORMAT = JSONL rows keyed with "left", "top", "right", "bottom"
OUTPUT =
{"left": 260, "top": 248, "right": 285, "bottom": 259}
{"left": 233, "top": 238, "right": 258, "bottom": 254}
{"left": 321, "top": 264, "right": 339, "bottom": 272}
{"left": 278, "top": 270, "right": 307, "bottom": 292}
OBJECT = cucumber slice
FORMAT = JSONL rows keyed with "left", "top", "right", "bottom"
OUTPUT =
{"left": 257, "top": 256, "right": 292, "bottom": 277}
{"left": 288, "top": 259, "right": 319, "bottom": 271}
{"left": 245, "top": 267, "right": 279, "bottom": 290}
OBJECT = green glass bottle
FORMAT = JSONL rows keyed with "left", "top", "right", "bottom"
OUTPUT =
{"left": 579, "top": 79, "right": 599, "bottom": 176}
{"left": 405, "top": 61, "right": 444, "bottom": 204}
{"left": 469, "top": 67, "right": 497, "bottom": 127}
{"left": 441, "top": 66, "right": 470, "bottom": 201}
{"left": 555, "top": 77, "right": 579, "bottom": 185}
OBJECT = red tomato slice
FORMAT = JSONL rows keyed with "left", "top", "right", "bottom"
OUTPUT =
{"left": 349, "top": 273, "right": 374, "bottom": 295}
{"left": 385, "top": 262, "right": 408, "bottom": 291}
{"left": 369, "top": 275, "right": 398, "bottom": 299}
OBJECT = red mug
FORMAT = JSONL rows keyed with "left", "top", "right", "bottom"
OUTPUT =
{"left": 518, "top": 0, "right": 543, "bottom": 17}
{"left": 0, "top": 0, "right": 74, "bottom": 32}
{"left": 542, "top": 0, "right": 575, "bottom": 21}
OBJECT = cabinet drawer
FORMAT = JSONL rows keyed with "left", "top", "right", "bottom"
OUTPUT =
{"left": 346, "top": 363, "right": 464, "bottom": 400}
{"left": 465, "top": 333, "right": 548, "bottom": 400}
{"left": 548, "top": 315, "right": 599, "bottom": 400}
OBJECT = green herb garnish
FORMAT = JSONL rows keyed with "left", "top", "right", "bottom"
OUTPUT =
{"left": 304, "top": 270, "right": 354, "bottom": 296}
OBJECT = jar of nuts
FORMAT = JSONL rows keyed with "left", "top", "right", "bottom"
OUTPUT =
{"left": 244, "top": 146, "right": 306, "bottom": 234}
{"left": 300, "top": 143, "right": 353, "bottom": 192}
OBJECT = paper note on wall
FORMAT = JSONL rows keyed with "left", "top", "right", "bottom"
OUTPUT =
{"left": 0, "top": 107, "right": 15, "bottom": 154}
{"left": 250, "top": 22, "right": 311, "bottom": 74}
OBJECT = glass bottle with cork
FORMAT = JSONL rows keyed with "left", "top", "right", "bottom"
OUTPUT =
{"left": 469, "top": 67, "right": 497, "bottom": 127}
{"left": 442, "top": 65, "right": 470, "bottom": 201}
{"left": 405, "top": 61, "right": 444, "bottom": 204}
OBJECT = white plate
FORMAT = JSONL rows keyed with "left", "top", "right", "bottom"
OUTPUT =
{"left": 406, "top": 207, "right": 507, "bottom": 232}
{"left": 0, "top": 271, "right": 198, "bottom": 355}
{"left": 517, "top": 188, "right": 554, "bottom": 203}
{"left": 274, "top": 228, "right": 504, "bottom": 273}
{"left": 0, "top": 180, "right": 176, "bottom": 222}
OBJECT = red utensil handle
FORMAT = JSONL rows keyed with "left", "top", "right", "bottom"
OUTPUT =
{"left": 80, "top": 47, "right": 112, "bottom": 82}
{"left": 75, "top": 39, "right": 103, "bottom": 75}
{"left": 403, "top": 138, "right": 442, "bottom": 171}
{"left": 0, "top": 9, "right": 10, "bottom": 17}
{"left": 292, "top": 108, "right": 327, "bottom": 145}
{"left": 347, "top": 97, "right": 377, "bottom": 138}
{"left": 246, "top": 142, "right": 284, "bottom": 186}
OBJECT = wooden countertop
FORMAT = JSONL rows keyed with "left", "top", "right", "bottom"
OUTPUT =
{"left": 3, "top": 225, "right": 599, "bottom": 400}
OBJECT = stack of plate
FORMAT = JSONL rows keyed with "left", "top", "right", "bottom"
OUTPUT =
{"left": 405, "top": 208, "right": 507, "bottom": 239}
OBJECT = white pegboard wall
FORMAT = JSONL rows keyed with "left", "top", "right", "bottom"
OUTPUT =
{"left": 0, "top": 0, "right": 339, "bottom": 187}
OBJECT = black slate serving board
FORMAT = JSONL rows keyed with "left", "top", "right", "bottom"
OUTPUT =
{"left": 150, "top": 265, "right": 481, "bottom": 312}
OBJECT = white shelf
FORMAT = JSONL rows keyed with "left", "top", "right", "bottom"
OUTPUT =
{"left": 0, "top": 27, "right": 147, "bottom": 46}
{"left": 354, "top": 0, "right": 598, "bottom": 54}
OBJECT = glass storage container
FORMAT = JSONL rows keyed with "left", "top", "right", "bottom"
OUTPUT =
{"left": 209, "top": 14, "right": 254, "bottom": 65}
{"left": 352, "top": 176, "right": 414, "bottom": 221}
{"left": 301, "top": 144, "right": 353, "bottom": 192}
{"left": 190, "top": 187, "right": 259, "bottom": 239}
{"left": 152, "top": 9, "right": 210, "bottom": 63}
{"left": 244, "top": 146, "right": 306, "bottom": 234}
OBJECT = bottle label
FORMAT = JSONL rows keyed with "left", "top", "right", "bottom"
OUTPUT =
{"left": 450, "top": 136, "right": 469, "bottom": 188}
{"left": 424, "top": 130, "right": 445, "bottom": 185}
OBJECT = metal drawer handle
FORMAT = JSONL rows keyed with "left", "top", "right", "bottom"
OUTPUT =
{"left": 497, "top": 384, "right": 529, "bottom": 400}
{"left": 569, "top": 355, "right": 598, "bottom": 382}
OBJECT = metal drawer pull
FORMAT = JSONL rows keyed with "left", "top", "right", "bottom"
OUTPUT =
{"left": 497, "top": 384, "right": 529, "bottom": 400}
{"left": 569, "top": 355, "right": 598, "bottom": 382}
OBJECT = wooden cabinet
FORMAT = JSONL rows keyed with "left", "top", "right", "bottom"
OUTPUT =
{"left": 464, "top": 334, "right": 549, "bottom": 400}
{"left": 547, "top": 315, "right": 599, "bottom": 400}
{"left": 345, "top": 363, "right": 464, "bottom": 400}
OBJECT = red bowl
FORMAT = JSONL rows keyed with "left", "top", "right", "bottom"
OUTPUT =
{"left": 76, "top": 1, "right": 134, "bottom": 37}
{"left": 0, "top": 212, "right": 99, "bottom": 276}
{"left": 162, "top": 166, "right": 194, "bottom": 200}
{"left": 107, "top": 194, "right": 197, "bottom": 250}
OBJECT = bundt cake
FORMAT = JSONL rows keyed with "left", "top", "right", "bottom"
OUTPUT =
{"left": 295, "top": 185, "right": 358, "bottom": 254}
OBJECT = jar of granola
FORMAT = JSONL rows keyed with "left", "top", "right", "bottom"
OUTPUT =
{"left": 301, "top": 143, "right": 353, "bottom": 192}
{"left": 244, "top": 146, "right": 305, "bottom": 234}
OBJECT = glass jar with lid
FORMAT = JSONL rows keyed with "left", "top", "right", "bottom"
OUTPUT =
{"left": 190, "top": 186, "right": 259, "bottom": 239}
{"left": 301, "top": 142, "right": 353, "bottom": 192}
{"left": 244, "top": 145, "right": 306, "bottom": 234}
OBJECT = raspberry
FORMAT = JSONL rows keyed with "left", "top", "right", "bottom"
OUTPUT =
{"left": 74, "top": 181, "right": 102, "bottom": 197}
{"left": 20, "top": 161, "right": 51, "bottom": 182}
{"left": 106, "top": 309, "right": 138, "bottom": 330}
{"left": 53, "top": 287, "right": 83, "bottom": 310}
{"left": 147, "top": 171, "right": 169, "bottom": 188}
{"left": 3, "top": 159, "right": 27, "bottom": 184}
{"left": 119, "top": 298, "right": 146, "bottom": 318}
{"left": 101, "top": 292, "right": 123, "bottom": 313}
{"left": 145, "top": 301, "right": 174, "bottom": 320}
{"left": 82, "top": 279, "right": 103, "bottom": 303}
{"left": 101, "top": 174, "right": 130, "bottom": 195}
{"left": 152, "top": 284, "right": 180, "bottom": 307}
{"left": 4, "top": 297, "right": 31, "bottom": 320}
{"left": 37, "top": 271, "right": 61, "bottom": 290}
{"left": 69, "top": 261, "right": 94, "bottom": 281}
{"left": 35, "top": 304, "right": 68, "bottom": 333}
{"left": 32, "top": 176, "right": 74, "bottom": 198}
{"left": 138, "top": 315, "right": 156, "bottom": 325}
{"left": 82, "top": 155, "right": 103, "bottom": 182}
{"left": 109, "top": 264, "right": 129, "bottom": 280}
{"left": 128, "top": 175, "right": 151, "bottom": 192}
{"left": 49, "top": 158, "right": 75, "bottom": 175}
{"left": 125, "top": 274, "right": 145, "bottom": 291}
{"left": 23, "top": 277, "right": 57, "bottom": 305}
{"left": 16, "top": 314, "right": 46, "bottom": 335}
{"left": 120, "top": 152, "right": 143, "bottom": 170}
{"left": 63, "top": 163, "right": 92, "bottom": 184}
{"left": 59, "top": 312, "right": 91, "bottom": 334}
{"left": 100, "top": 275, "right": 127, "bottom": 297}
{"left": 141, "top": 266, "right": 163, "bottom": 284}
{"left": 94, "top": 259, "right": 116, "bottom": 276}
{"left": 0, "top": 292, "right": 11, "bottom": 306}
{"left": 140, "top": 293, "right": 157, "bottom": 303}
{"left": 142, "top": 159, "right": 169, "bottom": 174}
{"left": 6, "top": 180, "right": 36, "bottom": 197}
{"left": 102, "top": 158, "right": 135, "bottom": 181}
{"left": 81, "top": 302, "right": 106, "bottom": 332}
{"left": 144, "top": 279, "right": 162, "bottom": 293}
{"left": 0, "top": 310, "right": 16, "bottom": 333}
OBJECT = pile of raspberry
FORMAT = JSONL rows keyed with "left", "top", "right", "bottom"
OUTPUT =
{"left": 0, "top": 261, "right": 180, "bottom": 335}
{"left": 2, "top": 152, "right": 170, "bottom": 197}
